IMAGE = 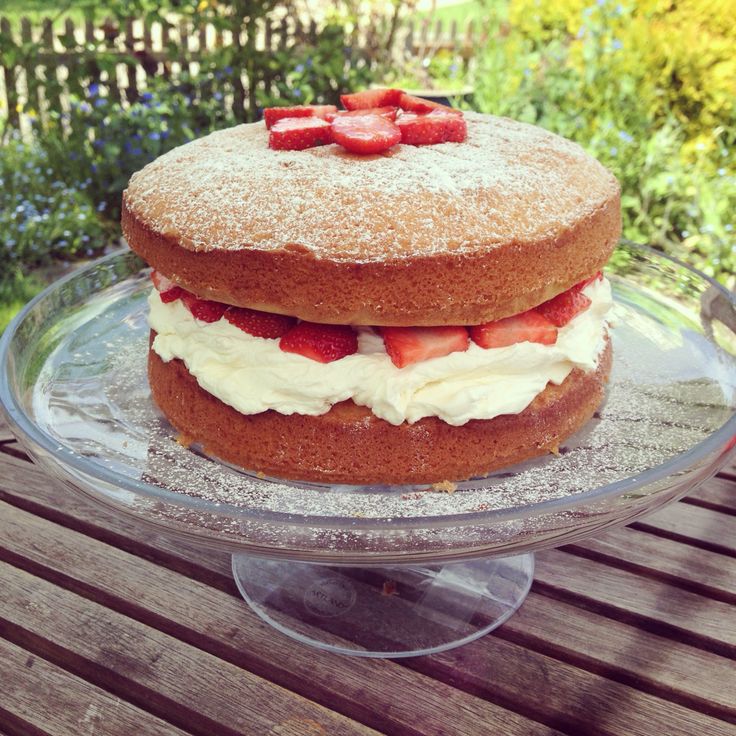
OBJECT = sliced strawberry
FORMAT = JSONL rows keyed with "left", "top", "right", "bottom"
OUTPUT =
{"left": 396, "top": 110, "right": 467, "bottom": 145}
{"left": 263, "top": 105, "right": 338, "bottom": 129}
{"left": 224, "top": 306, "right": 296, "bottom": 339}
{"left": 269, "top": 117, "right": 332, "bottom": 151}
{"left": 340, "top": 88, "right": 402, "bottom": 111}
{"left": 280, "top": 322, "right": 358, "bottom": 363}
{"left": 470, "top": 310, "right": 558, "bottom": 349}
{"left": 151, "top": 270, "right": 185, "bottom": 303}
{"left": 536, "top": 290, "right": 592, "bottom": 327}
{"left": 331, "top": 113, "right": 401, "bottom": 155}
{"left": 573, "top": 271, "right": 604, "bottom": 292}
{"left": 307, "top": 104, "right": 338, "bottom": 120}
{"left": 326, "top": 106, "right": 399, "bottom": 123}
{"left": 263, "top": 106, "right": 314, "bottom": 130}
{"left": 381, "top": 326, "right": 469, "bottom": 368}
{"left": 398, "top": 92, "right": 463, "bottom": 115}
{"left": 181, "top": 292, "right": 228, "bottom": 323}
{"left": 159, "top": 286, "right": 185, "bottom": 303}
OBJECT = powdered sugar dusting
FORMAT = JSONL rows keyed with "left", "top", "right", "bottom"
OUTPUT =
{"left": 124, "top": 113, "right": 619, "bottom": 261}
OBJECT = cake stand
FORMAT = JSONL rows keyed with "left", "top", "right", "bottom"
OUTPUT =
{"left": 1, "top": 242, "right": 735, "bottom": 658}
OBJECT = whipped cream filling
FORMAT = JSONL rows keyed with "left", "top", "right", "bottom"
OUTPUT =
{"left": 148, "top": 278, "right": 613, "bottom": 426}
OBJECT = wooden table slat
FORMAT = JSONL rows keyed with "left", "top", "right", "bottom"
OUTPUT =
{"left": 687, "top": 475, "right": 736, "bottom": 512}
{"left": 499, "top": 592, "right": 736, "bottom": 720}
{"left": 568, "top": 524, "right": 736, "bottom": 601}
{"left": 631, "top": 502, "right": 736, "bottom": 556}
{"left": 535, "top": 550, "right": 736, "bottom": 655}
{"left": 0, "top": 637, "right": 192, "bottom": 736}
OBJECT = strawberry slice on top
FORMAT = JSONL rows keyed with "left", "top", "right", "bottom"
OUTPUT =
{"left": 326, "top": 105, "right": 399, "bottom": 122}
{"left": 331, "top": 113, "right": 401, "bottom": 155}
{"left": 280, "top": 322, "right": 358, "bottom": 363}
{"left": 470, "top": 311, "right": 558, "bottom": 349}
{"left": 263, "top": 104, "right": 337, "bottom": 129}
{"left": 269, "top": 117, "right": 332, "bottom": 151}
{"left": 398, "top": 92, "right": 463, "bottom": 115}
{"left": 224, "top": 306, "right": 296, "bottom": 339}
{"left": 340, "top": 88, "right": 402, "bottom": 111}
{"left": 537, "top": 289, "right": 592, "bottom": 327}
{"left": 381, "top": 326, "right": 469, "bottom": 369}
{"left": 397, "top": 110, "right": 467, "bottom": 145}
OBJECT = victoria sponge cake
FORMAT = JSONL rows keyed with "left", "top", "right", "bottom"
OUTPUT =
{"left": 122, "top": 99, "right": 620, "bottom": 485}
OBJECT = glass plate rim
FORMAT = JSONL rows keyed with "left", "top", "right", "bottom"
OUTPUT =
{"left": 1, "top": 241, "right": 735, "bottom": 532}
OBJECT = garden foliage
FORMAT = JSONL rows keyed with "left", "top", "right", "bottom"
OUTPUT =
{"left": 473, "top": 0, "right": 735, "bottom": 286}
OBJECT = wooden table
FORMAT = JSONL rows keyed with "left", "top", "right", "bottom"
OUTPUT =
{"left": 1, "top": 417, "right": 734, "bottom": 736}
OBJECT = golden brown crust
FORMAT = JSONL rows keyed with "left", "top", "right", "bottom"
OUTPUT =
{"left": 148, "top": 337, "right": 612, "bottom": 485}
{"left": 122, "top": 113, "right": 621, "bottom": 326}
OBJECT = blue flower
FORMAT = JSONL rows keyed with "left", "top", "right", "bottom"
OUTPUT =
{"left": 213, "top": 92, "right": 223, "bottom": 101}
{"left": 726, "top": 224, "right": 733, "bottom": 232}
{"left": 618, "top": 130, "right": 633, "bottom": 142}
{"left": 224, "top": 66, "right": 233, "bottom": 74}
{"left": 141, "top": 92, "right": 153, "bottom": 102}
{"left": 94, "top": 97, "right": 106, "bottom": 108}
{"left": 293, "top": 89, "right": 302, "bottom": 98}
{"left": 131, "top": 147, "right": 142, "bottom": 155}
{"left": 80, "top": 102, "right": 92, "bottom": 114}
{"left": 295, "top": 64, "right": 305, "bottom": 74}
{"left": 611, "top": 39, "right": 623, "bottom": 50}
{"left": 97, "top": 201, "right": 107, "bottom": 212}
{"left": 609, "top": 146, "right": 618, "bottom": 155}
{"left": 596, "top": 0, "right": 606, "bottom": 6}
{"left": 148, "top": 131, "right": 161, "bottom": 140}
{"left": 718, "top": 168, "right": 726, "bottom": 176}
{"left": 681, "top": 230, "right": 690, "bottom": 238}
{"left": 89, "top": 82, "right": 100, "bottom": 97}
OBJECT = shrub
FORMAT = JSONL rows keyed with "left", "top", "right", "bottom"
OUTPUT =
{"left": 472, "top": 0, "right": 736, "bottom": 287}
{"left": 0, "top": 135, "right": 107, "bottom": 287}
{"left": 38, "top": 73, "right": 238, "bottom": 222}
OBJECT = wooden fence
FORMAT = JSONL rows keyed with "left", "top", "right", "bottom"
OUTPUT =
{"left": 0, "top": 12, "right": 483, "bottom": 133}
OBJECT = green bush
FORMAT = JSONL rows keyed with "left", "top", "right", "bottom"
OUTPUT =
{"left": 472, "top": 0, "right": 735, "bottom": 287}
{"left": 39, "top": 73, "right": 238, "bottom": 222}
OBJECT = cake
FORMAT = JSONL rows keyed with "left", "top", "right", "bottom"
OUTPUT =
{"left": 122, "top": 96, "right": 619, "bottom": 485}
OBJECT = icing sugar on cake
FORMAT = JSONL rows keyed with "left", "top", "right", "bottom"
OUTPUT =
{"left": 124, "top": 112, "right": 618, "bottom": 261}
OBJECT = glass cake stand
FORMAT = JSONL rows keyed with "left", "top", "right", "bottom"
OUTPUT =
{"left": 1, "top": 242, "right": 735, "bottom": 658}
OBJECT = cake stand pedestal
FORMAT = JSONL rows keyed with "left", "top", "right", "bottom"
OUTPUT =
{"left": 232, "top": 553, "right": 534, "bottom": 657}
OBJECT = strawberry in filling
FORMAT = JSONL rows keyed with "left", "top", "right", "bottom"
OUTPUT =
{"left": 381, "top": 326, "right": 470, "bottom": 368}
{"left": 224, "top": 306, "right": 296, "bottom": 338}
{"left": 470, "top": 310, "right": 558, "bottom": 349}
{"left": 279, "top": 322, "right": 358, "bottom": 363}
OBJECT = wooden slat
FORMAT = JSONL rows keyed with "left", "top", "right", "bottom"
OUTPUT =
{"left": 535, "top": 550, "right": 736, "bottom": 655}
{"left": 632, "top": 502, "right": 736, "bottom": 556}
{"left": 687, "top": 475, "right": 736, "bottom": 512}
{"left": 0, "top": 560, "right": 381, "bottom": 736}
{"left": 498, "top": 592, "right": 736, "bottom": 720}
{"left": 0, "top": 17, "right": 20, "bottom": 128}
{"left": 413, "top": 632, "right": 736, "bottom": 736}
{"left": 0, "top": 637, "right": 189, "bottom": 736}
{"left": 568, "top": 524, "right": 736, "bottom": 601}
{"left": 0, "top": 500, "right": 564, "bottom": 736}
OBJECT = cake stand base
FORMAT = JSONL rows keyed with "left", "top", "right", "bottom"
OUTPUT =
{"left": 231, "top": 553, "right": 534, "bottom": 658}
